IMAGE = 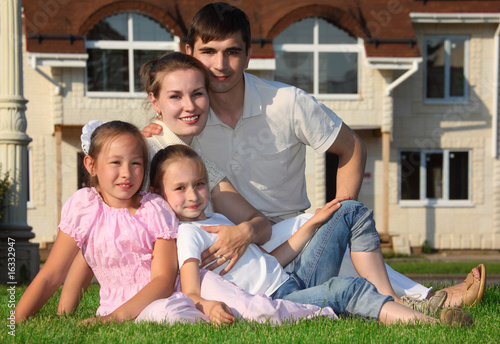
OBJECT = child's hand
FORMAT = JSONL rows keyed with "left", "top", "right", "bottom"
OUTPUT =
{"left": 79, "top": 317, "right": 103, "bottom": 325}
{"left": 206, "top": 301, "right": 235, "bottom": 325}
{"left": 311, "top": 196, "right": 352, "bottom": 227}
{"left": 79, "top": 314, "right": 120, "bottom": 325}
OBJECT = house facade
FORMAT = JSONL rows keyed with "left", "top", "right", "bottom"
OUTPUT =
{"left": 14, "top": 0, "right": 500, "bottom": 253}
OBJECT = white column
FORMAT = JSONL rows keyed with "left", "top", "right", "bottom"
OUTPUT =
{"left": 0, "top": 0, "right": 39, "bottom": 283}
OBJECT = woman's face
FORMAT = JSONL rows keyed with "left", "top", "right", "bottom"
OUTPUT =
{"left": 150, "top": 68, "right": 209, "bottom": 145}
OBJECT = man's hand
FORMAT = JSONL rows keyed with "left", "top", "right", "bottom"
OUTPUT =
{"left": 200, "top": 223, "right": 252, "bottom": 276}
{"left": 141, "top": 122, "right": 163, "bottom": 137}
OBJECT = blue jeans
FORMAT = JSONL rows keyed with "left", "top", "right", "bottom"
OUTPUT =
{"left": 272, "top": 201, "right": 393, "bottom": 319}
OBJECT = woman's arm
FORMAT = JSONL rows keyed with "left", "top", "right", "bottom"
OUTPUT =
{"left": 201, "top": 177, "right": 271, "bottom": 275}
{"left": 270, "top": 197, "right": 349, "bottom": 267}
{"left": 57, "top": 251, "right": 94, "bottom": 315}
{"left": 88, "top": 238, "right": 178, "bottom": 323}
{"left": 180, "top": 259, "right": 234, "bottom": 325}
{"left": 15, "top": 231, "right": 80, "bottom": 322}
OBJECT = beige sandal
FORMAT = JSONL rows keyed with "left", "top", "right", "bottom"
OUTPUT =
{"left": 462, "top": 264, "right": 486, "bottom": 306}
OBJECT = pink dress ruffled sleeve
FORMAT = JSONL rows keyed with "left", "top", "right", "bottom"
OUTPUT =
{"left": 58, "top": 188, "right": 178, "bottom": 316}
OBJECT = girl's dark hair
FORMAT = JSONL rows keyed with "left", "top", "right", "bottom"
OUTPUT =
{"left": 149, "top": 145, "right": 208, "bottom": 193}
{"left": 139, "top": 51, "right": 209, "bottom": 101}
{"left": 87, "top": 120, "right": 148, "bottom": 190}
{"left": 187, "top": 2, "right": 251, "bottom": 54}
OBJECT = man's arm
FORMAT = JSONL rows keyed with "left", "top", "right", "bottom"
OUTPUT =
{"left": 327, "top": 123, "right": 367, "bottom": 200}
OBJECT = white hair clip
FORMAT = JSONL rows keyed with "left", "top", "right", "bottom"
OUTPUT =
{"left": 81, "top": 120, "right": 104, "bottom": 155}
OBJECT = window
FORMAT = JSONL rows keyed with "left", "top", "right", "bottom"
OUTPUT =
{"left": 425, "top": 35, "right": 469, "bottom": 102}
{"left": 400, "top": 150, "right": 470, "bottom": 205}
{"left": 86, "top": 12, "right": 178, "bottom": 96}
{"left": 273, "top": 17, "right": 360, "bottom": 98}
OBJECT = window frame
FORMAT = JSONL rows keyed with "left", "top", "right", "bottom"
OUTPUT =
{"left": 398, "top": 149, "right": 473, "bottom": 207}
{"left": 423, "top": 35, "right": 470, "bottom": 104}
{"left": 273, "top": 17, "right": 362, "bottom": 100}
{"left": 85, "top": 12, "right": 179, "bottom": 98}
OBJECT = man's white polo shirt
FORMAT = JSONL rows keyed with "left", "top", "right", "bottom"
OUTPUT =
{"left": 197, "top": 73, "right": 342, "bottom": 217}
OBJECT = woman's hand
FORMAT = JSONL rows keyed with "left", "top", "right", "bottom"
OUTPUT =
{"left": 206, "top": 178, "right": 272, "bottom": 275}
{"left": 200, "top": 222, "right": 252, "bottom": 276}
{"left": 141, "top": 123, "right": 163, "bottom": 137}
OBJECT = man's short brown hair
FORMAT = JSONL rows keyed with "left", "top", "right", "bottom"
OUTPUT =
{"left": 186, "top": 2, "right": 251, "bottom": 54}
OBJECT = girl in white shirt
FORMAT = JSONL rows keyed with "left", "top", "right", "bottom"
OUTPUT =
{"left": 149, "top": 144, "right": 472, "bottom": 326}
{"left": 150, "top": 144, "right": 337, "bottom": 324}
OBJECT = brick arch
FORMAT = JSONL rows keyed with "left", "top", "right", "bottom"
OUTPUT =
{"left": 267, "top": 5, "right": 367, "bottom": 41}
{"left": 79, "top": 1, "right": 187, "bottom": 38}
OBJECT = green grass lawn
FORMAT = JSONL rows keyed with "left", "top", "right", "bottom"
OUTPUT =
{"left": 2, "top": 281, "right": 499, "bottom": 344}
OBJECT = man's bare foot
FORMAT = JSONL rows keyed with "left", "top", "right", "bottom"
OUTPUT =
{"left": 426, "top": 266, "right": 481, "bottom": 307}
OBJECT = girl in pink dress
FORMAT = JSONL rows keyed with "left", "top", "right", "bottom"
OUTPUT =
{"left": 14, "top": 120, "right": 205, "bottom": 324}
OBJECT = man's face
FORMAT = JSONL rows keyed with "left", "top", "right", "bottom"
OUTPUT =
{"left": 186, "top": 32, "right": 251, "bottom": 94}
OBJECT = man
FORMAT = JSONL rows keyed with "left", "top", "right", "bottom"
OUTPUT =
{"left": 144, "top": 2, "right": 484, "bottom": 308}
{"left": 185, "top": 4, "right": 366, "bottom": 220}
{"left": 182, "top": 1, "right": 365, "bottom": 260}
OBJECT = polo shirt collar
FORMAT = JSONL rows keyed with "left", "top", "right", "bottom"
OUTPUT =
{"left": 206, "top": 72, "right": 263, "bottom": 126}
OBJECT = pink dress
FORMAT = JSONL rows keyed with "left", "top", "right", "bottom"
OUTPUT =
{"left": 58, "top": 188, "right": 182, "bottom": 315}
